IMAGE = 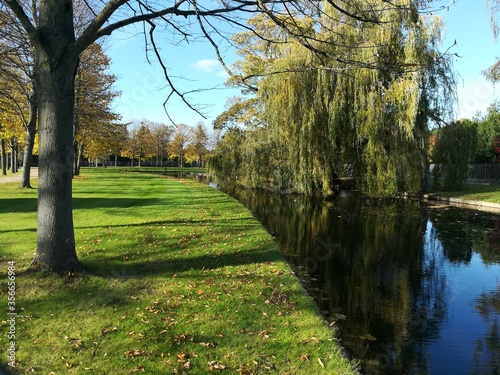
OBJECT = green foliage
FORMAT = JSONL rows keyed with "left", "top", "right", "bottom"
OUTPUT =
{"left": 433, "top": 120, "right": 478, "bottom": 190}
{"left": 475, "top": 101, "right": 500, "bottom": 163}
{"left": 484, "top": 0, "right": 500, "bottom": 82}
{"left": 207, "top": 128, "right": 245, "bottom": 188}
{"left": 210, "top": 1, "right": 456, "bottom": 196}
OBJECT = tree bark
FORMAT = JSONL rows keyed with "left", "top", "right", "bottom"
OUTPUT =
{"left": 73, "top": 142, "right": 83, "bottom": 176}
{"left": 29, "top": 0, "right": 82, "bottom": 273}
{"left": 0, "top": 139, "right": 6, "bottom": 176}
{"left": 10, "top": 138, "right": 17, "bottom": 174}
{"left": 20, "top": 89, "right": 37, "bottom": 188}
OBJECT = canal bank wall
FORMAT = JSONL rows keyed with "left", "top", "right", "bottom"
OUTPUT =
{"left": 423, "top": 193, "right": 500, "bottom": 214}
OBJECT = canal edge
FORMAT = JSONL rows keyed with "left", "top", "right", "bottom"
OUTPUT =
{"left": 423, "top": 194, "right": 500, "bottom": 214}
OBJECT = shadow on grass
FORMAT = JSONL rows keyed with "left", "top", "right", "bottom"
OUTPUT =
{"left": 0, "top": 198, "right": 37, "bottom": 214}
{"left": 15, "top": 245, "right": 283, "bottom": 324}
{"left": 0, "top": 195, "right": 234, "bottom": 214}
{"left": 84, "top": 244, "right": 282, "bottom": 279}
{"left": 74, "top": 217, "right": 259, "bottom": 231}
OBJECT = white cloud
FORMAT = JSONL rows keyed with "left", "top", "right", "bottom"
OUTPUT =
{"left": 456, "top": 75, "right": 497, "bottom": 119}
{"left": 190, "top": 59, "right": 220, "bottom": 73}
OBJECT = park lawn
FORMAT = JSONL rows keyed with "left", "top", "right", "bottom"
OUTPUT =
{"left": 121, "top": 166, "right": 206, "bottom": 174}
{"left": 0, "top": 168, "right": 356, "bottom": 375}
{"left": 432, "top": 184, "right": 500, "bottom": 204}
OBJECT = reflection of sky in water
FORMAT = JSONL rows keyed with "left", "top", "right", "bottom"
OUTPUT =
{"left": 424, "top": 219, "right": 500, "bottom": 375}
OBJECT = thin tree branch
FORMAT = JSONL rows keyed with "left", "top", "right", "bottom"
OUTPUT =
{"left": 2, "top": 0, "right": 38, "bottom": 45}
{"left": 144, "top": 19, "right": 207, "bottom": 124}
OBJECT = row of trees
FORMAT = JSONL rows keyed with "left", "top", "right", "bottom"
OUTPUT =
{"left": 209, "top": 1, "right": 500, "bottom": 196}
{"left": 120, "top": 121, "right": 211, "bottom": 168}
{"left": 0, "top": 5, "right": 120, "bottom": 186}
{"left": 209, "top": 4, "right": 456, "bottom": 196}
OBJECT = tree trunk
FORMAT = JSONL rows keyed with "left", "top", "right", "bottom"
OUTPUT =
{"left": 20, "top": 91, "right": 37, "bottom": 188}
{"left": 1, "top": 139, "right": 6, "bottom": 176}
{"left": 30, "top": 0, "right": 82, "bottom": 273}
{"left": 73, "top": 142, "right": 83, "bottom": 176}
{"left": 10, "top": 138, "right": 17, "bottom": 174}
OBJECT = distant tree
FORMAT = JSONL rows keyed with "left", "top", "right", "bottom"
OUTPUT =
{"left": 187, "top": 122, "right": 209, "bottom": 167}
{"left": 0, "top": 95, "right": 24, "bottom": 174}
{"left": 475, "top": 101, "right": 500, "bottom": 163}
{"left": 0, "top": 138, "right": 6, "bottom": 175}
{"left": 73, "top": 42, "right": 120, "bottom": 175}
{"left": 122, "top": 124, "right": 140, "bottom": 167}
{"left": 433, "top": 120, "right": 477, "bottom": 190}
{"left": 148, "top": 121, "right": 173, "bottom": 167}
{"left": 207, "top": 128, "right": 245, "bottom": 188}
{"left": 84, "top": 122, "right": 127, "bottom": 167}
{"left": 168, "top": 123, "right": 190, "bottom": 168}
{"left": 0, "top": 9, "right": 37, "bottom": 187}
{"left": 136, "top": 124, "right": 155, "bottom": 166}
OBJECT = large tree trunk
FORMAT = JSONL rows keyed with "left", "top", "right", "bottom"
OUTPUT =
{"left": 30, "top": 0, "right": 82, "bottom": 273}
{"left": 0, "top": 139, "right": 6, "bottom": 176}
{"left": 20, "top": 90, "right": 37, "bottom": 188}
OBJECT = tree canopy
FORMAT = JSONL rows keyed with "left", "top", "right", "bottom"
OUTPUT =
{"left": 210, "top": 2, "right": 456, "bottom": 196}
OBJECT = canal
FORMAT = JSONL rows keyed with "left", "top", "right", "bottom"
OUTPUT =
{"left": 224, "top": 188, "right": 500, "bottom": 375}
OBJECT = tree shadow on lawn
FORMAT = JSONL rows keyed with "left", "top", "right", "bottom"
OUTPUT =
{"left": 84, "top": 243, "right": 283, "bottom": 280}
{"left": 0, "top": 198, "right": 37, "bottom": 214}
{"left": 0, "top": 195, "right": 234, "bottom": 214}
{"left": 15, "top": 245, "right": 284, "bottom": 329}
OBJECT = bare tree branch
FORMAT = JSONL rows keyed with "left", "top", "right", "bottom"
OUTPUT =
{"left": 3, "top": 0, "right": 38, "bottom": 45}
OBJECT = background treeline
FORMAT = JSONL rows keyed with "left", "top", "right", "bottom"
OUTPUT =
{"left": 430, "top": 101, "right": 500, "bottom": 190}
{"left": 208, "top": 5, "right": 457, "bottom": 197}
{"left": 118, "top": 120, "right": 212, "bottom": 169}
{"left": 208, "top": 3, "right": 499, "bottom": 196}
{"left": 0, "top": 26, "right": 213, "bottom": 178}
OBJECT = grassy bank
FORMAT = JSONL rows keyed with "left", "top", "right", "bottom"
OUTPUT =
{"left": 0, "top": 168, "right": 355, "bottom": 374}
{"left": 432, "top": 184, "right": 500, "bottom": 204}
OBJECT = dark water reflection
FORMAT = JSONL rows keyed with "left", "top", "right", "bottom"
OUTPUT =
{"left": 225, "top": 188, "right": 500, "bottom": 375}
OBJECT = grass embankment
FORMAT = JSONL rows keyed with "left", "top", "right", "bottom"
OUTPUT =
{"left": 0, "top": 169, "right": 355, "bottom": 374}
{"left": 432, "top": 184, "right": 500, "bottom": 204}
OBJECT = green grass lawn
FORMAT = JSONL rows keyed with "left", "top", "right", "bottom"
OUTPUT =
{"left": 122, "top": 166, "right": 207, "bottom": 174}
{"left": 0, "top": 168, "right": 356, "bottom": 374}
{"left": 431, "top": 184, "right": 500, "bottom": 204}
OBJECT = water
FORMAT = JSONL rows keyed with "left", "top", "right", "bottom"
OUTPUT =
{"left": 224, "top": 188, "right": 500, "bottom": 375}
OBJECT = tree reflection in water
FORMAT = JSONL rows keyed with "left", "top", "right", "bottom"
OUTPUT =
{"left": 471, "top": 283, "right": 500, "bottom": 375}
{"left": 226, "top": 188, "right": 500, "bottom": 375}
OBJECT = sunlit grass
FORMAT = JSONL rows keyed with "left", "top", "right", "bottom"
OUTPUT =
{"left": 0, "top": 168, "right": 356, "bottom": 374}
{"left": 432, "top": 184, "right": 500, "bottom": 204}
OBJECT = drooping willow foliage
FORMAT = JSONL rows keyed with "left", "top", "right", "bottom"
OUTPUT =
{"left": 209, "top": 0, "right": 456, "bottom": 196}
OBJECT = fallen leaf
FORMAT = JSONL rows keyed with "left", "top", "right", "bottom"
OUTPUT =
{"left": 208, "top": 360, "right": 226, "bottom": 370}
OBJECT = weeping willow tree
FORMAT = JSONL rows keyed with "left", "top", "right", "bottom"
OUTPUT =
{"left": 209, "top": 0, "right": 456, "bottom": 196}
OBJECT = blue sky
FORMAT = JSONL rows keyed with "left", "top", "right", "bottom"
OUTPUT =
{"left": 106, "top": 1, "right": 498, "bottom": 127}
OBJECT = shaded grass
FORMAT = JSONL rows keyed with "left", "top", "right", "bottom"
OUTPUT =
{"left": 0, "top": 168, "right": 356, "bottom": 374}
{"left": 432, "top": 184, "right": 500, "bottom": 203}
